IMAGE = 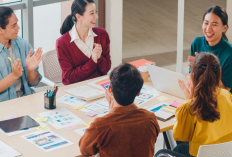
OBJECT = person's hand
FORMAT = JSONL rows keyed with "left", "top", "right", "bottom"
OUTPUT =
{"left": 105, "top": 89, "right": 115, "bottom": 112}
{"left": 188, "top": 52, "right": 198, "bottom": 66}
{"left": 189, "top": 84, "right": 193, "bottom": 99}
{"left": 12, "top": 59, "right": 23, "bottom": 78}
{"left": 26, "top": 47, "right": 43, "bottom": 72}
{"left": 93, "top": 43, "right": 102, "bottom": 59}
{"left": 178, "top": 79, "right": 190, "bottom": 100}
{"left": 91, "top": 51, "right": 98, "bottom": 63}
{"left": 186, "top": 75, "right": 193, "bottom": 90}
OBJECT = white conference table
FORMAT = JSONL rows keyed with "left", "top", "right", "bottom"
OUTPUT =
{"left": 0, "top": 76, "right": 185, "bottom": 157}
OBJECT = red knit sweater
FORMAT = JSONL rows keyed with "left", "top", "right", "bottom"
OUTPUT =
{"left": 56, "top": 27, "right": 111, "bottom": 85}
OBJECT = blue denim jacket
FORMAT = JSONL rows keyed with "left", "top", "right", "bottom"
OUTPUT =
{"left": 0, "top": 37, "right": 42, "bottom": 102}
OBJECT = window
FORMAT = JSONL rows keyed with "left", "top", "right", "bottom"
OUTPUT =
{"left": 0, "top": 0, "right": 21, "bottom": 4}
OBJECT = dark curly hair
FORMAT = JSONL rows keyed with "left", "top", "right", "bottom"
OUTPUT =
{"left": 110, "top": 63, "right": 143, "bottom": 106}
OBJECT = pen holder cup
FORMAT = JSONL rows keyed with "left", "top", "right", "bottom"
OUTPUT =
{"left": 44, "top": 93, "right": 56, "bottom": 109}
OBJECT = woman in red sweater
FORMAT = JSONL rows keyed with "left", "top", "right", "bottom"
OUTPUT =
{"left": 56, "top": 0, "right": 111, "bottom": 85}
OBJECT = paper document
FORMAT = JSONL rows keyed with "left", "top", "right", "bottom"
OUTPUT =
{"left": 147, "top": 103, "right": 176, "bottom": 121}
{"left": 134, "top": 85, "right": 160, "bottom": 107}
{"left": 21, "top": 131, "right": 73, "bottom": 152}
{"left": 81, "top": 98, "right": 109, "bottom": 117}
{"left": 87, "top": 77, "right": 110, "bottom": 90}
{"left": 57, "top": 94, "right": 87, "bottom": 107}
{"left": 38, "top": 108, "right": 85, "bottom": 129}
{"left": 65, "top": 85, "right": 105, "bottom": 101}
{"left": 0, "top": 140, "right": 21, "bottom": 157}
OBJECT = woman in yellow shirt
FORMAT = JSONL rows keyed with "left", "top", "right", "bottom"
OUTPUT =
{"left": 155, "top": 52, "right": 232, "bottom": 157}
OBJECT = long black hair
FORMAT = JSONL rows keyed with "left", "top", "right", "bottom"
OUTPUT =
{"left": 203, "top": 6, "right": 229, "bottom": 41}
{"left": 0, "top": 6, "right": 14, "bottom": 29}
{"left": 60, "top": 0, "right": 94, "bottom": 35}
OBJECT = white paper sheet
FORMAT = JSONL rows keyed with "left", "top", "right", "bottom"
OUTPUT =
{"left": 65, "top": 85, "right": 105, "bottom": 101}
{"left": 74, "top": 127, "right": 88, "bottom": 136}
{"left": 80, "top": 99, "right": 109, "bottom": 117}
{"left": 57, "top": 94, "right": 87, "bottom": 107}
{"left": 38, "top": 108, "right": 85, "bottom": 129}
{"left": 21, "top": 131, "right": 73, "bottom": 152}
{"left": 87, "top": 76, "right": 110, "bottom": 90}
{"left": 0, "top": 140, "right": 21, "bottom": 157}
{"left": 134, "top": 85, "right": 160, "bottom": 107}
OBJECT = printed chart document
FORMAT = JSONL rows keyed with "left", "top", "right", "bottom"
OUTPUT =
{"left": 0, "top": 140, "right": 21, "bottom": 157}
{"left": 134, "top": 85, "right": 160, "bottom": 107}
{"left": 87, "top": 77, "right": 110, "bottom": 90}
{"left": 21, "top": 131, "right": 73, "bottom": 152}
{"left": 38, "top": 108, "right": 85, "bottom": 129}
{"left": 57, "top": 94, "right": 87, "bottom": 107}
{"left": 147, "top": 103, "right": 176, "bottom": 121}
{"left": 65, "top": 85, "right": 105, "bottom": 101}
{"left": 80, "top": 98, "right": 109, "bottom": 117}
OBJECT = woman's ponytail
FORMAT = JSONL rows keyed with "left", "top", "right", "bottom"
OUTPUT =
{"left": 60, "top": 0, "right": 95, "bottom": 35}
{"left": 60, "top": 14, "right": 74, "bottom": 35}
{"left": 190, "top": 52, "right": 221, "bottom": 122}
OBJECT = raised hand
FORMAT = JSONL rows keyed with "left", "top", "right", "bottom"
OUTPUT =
{"left": 178, "top": 79, "right": 190, "bottom": 100}
{"left": 26, "top": 47, "right": 43, "bottom": 72}
{"left": 12, "top": 59, "right": 23, "bottom": 78}
{"left": 188, "top": 52, "right": 198, "bottom": 66}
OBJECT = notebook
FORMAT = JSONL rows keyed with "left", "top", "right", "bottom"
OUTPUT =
{"left": 65, "top": 85, "right": 105, "bottom": 101}
{"left": 129, "top": 59, "right": 155, "bottom": 68}
{"left": 154, "top": 106, "right": 175, "bottom": 122}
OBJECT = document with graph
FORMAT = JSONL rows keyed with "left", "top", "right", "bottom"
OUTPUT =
{"left": 148, "top": 103, "right": 176, "bottom": 121}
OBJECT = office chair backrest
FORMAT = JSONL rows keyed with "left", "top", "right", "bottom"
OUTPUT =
{"left": 42, "top": 50, "right": 62, "bottom": 83}
{"left": 197, "top": 141, "right": 232, "bottom": 157}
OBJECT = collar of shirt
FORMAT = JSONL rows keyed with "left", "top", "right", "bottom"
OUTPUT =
{"left": 70, "top": 25, "right": 98, "bottom": 43}
{"left": 0, "top": 39, "right": 17, "bottom": 53}
{"left": 111, "top": 104, "right": 138, "bottom": 113}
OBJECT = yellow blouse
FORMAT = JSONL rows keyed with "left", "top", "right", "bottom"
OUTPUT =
{"left": 173, "top": 87, "right": 232, "bottom": 156}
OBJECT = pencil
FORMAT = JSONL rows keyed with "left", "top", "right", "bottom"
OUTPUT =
{"left": 8, "top": 57, "right": 24, "bottom": 71}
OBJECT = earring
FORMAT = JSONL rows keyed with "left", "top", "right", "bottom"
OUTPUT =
{"left": 72, "top": 16, "right": 77, "bottom": 22}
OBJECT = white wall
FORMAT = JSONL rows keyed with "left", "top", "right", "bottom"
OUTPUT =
{"left": 105, "top": 0, "right": 123, "bottom": 69}
{"left": 227, "top": 0, "right": 232, "bottom": 42}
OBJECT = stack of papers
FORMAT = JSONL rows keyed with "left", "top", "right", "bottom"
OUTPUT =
{"left": 65, "top": 85, "right": 105, "bottom": 101}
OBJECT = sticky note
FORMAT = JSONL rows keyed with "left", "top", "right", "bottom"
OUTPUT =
{"left": 71, "top": 106, "right": 85, "bottom": 110}
{"left": 45, "top": 116, "right": 53, "bottom": 122}
{"left": 85, "top": 111, "right": 98, "bottom": 117}
{"left": 36, "top": 126, "right": 50, "bottom": 131}
{"left": 66, "top": 125, "right": 77, "bottom": 129}
{"left": 170, "top": 100, "right": 180, "bottom": 108}
{"left": 35, "top": 117, "right": 48, "bottom": 123}
{"left": 4, "top": 115, "right": 17, "bottom": 120}
{"left": 156, "top": 96, "right": 170, "bottom": 102}
{"left": 82, "top": 122, "right": 92, "bottom": 128}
